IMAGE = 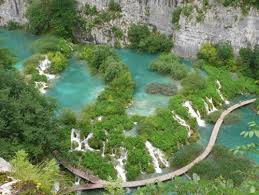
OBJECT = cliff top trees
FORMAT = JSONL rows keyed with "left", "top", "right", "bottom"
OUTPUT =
{"left": 26, "top": 0, "right": 77, "bottom": 38}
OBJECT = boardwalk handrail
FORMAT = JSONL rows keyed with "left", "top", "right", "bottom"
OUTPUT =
{"left": 63, "top": 99, "right": 256, "bottom": 193}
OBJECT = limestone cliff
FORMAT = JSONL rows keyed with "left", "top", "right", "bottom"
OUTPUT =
{"left": 0, "top": 0, "right": 258, "bottom": 57}
{"left": 0, "top": 0, "right": 27, "bottom": 25}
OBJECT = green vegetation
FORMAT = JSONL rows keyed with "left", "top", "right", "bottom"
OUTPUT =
{"left": 218, "top": 0, "right": 259, "bottom": 13}
{"left": 11, "top": 150, "right": 59, "bottom": 194}
{"left": 128, "top": 24, "right": 173, "bottom": 53}
{"left": 26, "top": 0, "right": 77, "bottom": 38}
{"left": 149, "top": 53, "right": 187, "bottom": 80}
{"left": 0, "top": 48, "right": 15, "bottom": 70}
{"left": 47, "top": 52, "right": 68, "bottom": 74}
{"left": 0, "top": 69, "right": 67, "bottom": 160}
{"left": 171, "top": 7, "right": 182, "bottom": 29}
{"left": 181, "top": 72, "right": 206, "bottom": 93}
{"left": 172, "top": 144, "right": 254, "bottom": 186}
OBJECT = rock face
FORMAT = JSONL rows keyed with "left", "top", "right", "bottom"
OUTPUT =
{"left": 174, "top": 4, "right": 259, "bottom": 57}
{"left": 0, "top": 0, "right": 258, "bottom": 57}
{"left": 0, "top": 157, "right": 11, "bottom": 172}
{"left": 0, "top": 0, "right": 27, "bottom": 25}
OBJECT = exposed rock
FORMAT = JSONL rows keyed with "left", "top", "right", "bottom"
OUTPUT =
{"left": 145, "top": 82, "right": 176, "bottom": 96}
{"left": 0, "top": 0, "right": 28, "bottom": 25}
{"left": 0, "top": 158, "right": 11, "bottom": 173}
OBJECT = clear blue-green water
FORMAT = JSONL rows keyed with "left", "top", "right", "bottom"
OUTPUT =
{"left": 117, "top": 49, "right": 177, "bottom": 115}
{"left": 0, "top": 29, "right": 258, "bottom": 173}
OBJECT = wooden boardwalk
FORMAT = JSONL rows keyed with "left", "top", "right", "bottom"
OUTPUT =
{"left": 59, "top": 161, "right": 101, "bottom": 184}
{"left": 63, "top": 99, "right": 256, "bottom": 193}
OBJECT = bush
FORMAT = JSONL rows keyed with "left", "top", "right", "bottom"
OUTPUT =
{"left": 26, "top": 0, "right": 77, "bottom": 38}
{"left": 128, "top": 24, "right": 173, "bottom": 53}
{"left": 108, "top": 0, "right": 121, "bottom": 12}
{"left": 47, "top": 52, "right": 68, "bottom": 74}
{"left": 149, "top": 53, "right": 187, "bottom": 80}
{"left": 171, "top": 144, "right": 204, "bottom": 168}
{"left": 197, "top": 43, "right": 217, "bottom": 65}
{"left": 171, "top": 7, "right": 182, "bottom": 28}
{"left": 181, "top": 72, "right": 206, "bottom": 93}
{"left": 0, "top": 48, "right": 15, "bottom": 70}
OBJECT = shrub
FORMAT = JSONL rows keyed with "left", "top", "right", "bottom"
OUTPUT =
{"left": 26, "top": 0, "right": 77, "bottom": 38}
{"left": 149, "top": 53, "right": 187, "bottom": 80}
{"left": 108, "top": 0, "right": 121, "bottom": 12}
{"left": 128, "top": 24, "right": 172, "bottom": 53}
{"left": 197, "top": 43, "right": 217, "bottom": 65}
{"left": 11, "top": 150, "right": 59, "bottom": 194}
{"left": 0, "top": 48, "right": 15, "bottom": 70}
{"left": 171, "top": 7, "right": 182, "bottom": 28}
{"left": 181, "top": 72, "right": 206, "bottom": 93}
{"left": 171, "top": 144, "right": 204, "bottom": 168}
{"left": 215, "top": 41, "right": 234, "bottom": 62}
{"left": 47, "top": 52, "right": 68, "bottom": 74}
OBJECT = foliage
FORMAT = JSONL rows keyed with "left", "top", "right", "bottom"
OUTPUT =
{"left": 191, "top": 145, "right": 254, "bottom": 186}
{"left": 128, "top": 24, "right": 173, "bottom": 53}
{"left": 0, "top": 69, "right": 64, "bottom": 160}
{"left": 31, "top": 36, "right": 73, "bottom": 57}
{"left": 108, "top": 0, "right": 121, "bottom": 12}
{"left": 181, "top": 72, "right": 206, "bottom": 93}
{"left": 6, "top": 21, "right": 22, "bottom": 30}
{"left": 231, "top": 121, "right": 259, "bottom": 155}
{"left": 197, "top": 43, "right": 217, "bottom": 65}
{"left": 0, "top": 48, "right": 15, "bottom": 70}
{"left": 47, "top": 51, "right": 68, "bottom": 74}
{"left": 171, "top": 144, "right": 204, "bottom": 168}
{"left": 149, "top": 53, "right": 187, "bottom": 80}
{"left": 238, "top": 44, "right": 259, "bottom": 79}
{"left": 83, "top": 152, "right": 116, "bottom": 180}
{"left": 11, "top": 150, "right": 59, "bottom": 194}
{"left": 171, "top": 7, "right": 182, "bottom": 28}
{"left": 26, "top": 0, "right": 77, "bottom": 38}
{"left": 104, "top": 177, "right": 124, "bottom": 195}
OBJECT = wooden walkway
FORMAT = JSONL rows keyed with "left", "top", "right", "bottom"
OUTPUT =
{"left": 59, "top": 161, "right": 101, "bottom": 184}
{"left": 63, "top": 99, "right": 256, "bottom": 193}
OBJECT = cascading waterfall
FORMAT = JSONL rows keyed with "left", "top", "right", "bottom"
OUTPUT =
{"left": 35, "top": 56, "right": 56, "bottom": 94}
{"left": 70, "top": 128, "right": 98, "bottom": 152}
{"left": 216, "top": 80, "right": 230, "bottom": 104}
{"left": 171, "top": 111, "right": 192, "bottom": 137}
{"left": 183, "top": 101, "right": 206, "bottom": 127}
{"left": 114, "top": 148, "right": 128, "bottom": 182}
{"left": 0, "top": 178, "right": 17, "bottom": 195}
{"left": 75, "top": 177, "right": 81, "bottom": 195}
{"left": 145, "top": 141, "right": 169, "bottom": 173}
{"left": 203, "top": 97, "right": 218, "bottom": 114}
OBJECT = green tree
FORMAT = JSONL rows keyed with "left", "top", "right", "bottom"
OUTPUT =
{"left": 0, "top": 48, "right": 15, "bottom": 70}
{"left": 0, "top": 69, "right": 63, "bottom": 160}
{"left": 197, "top": 43, "right": 218, "bottom": 65}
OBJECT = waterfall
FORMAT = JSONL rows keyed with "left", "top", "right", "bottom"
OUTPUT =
{"left": 35, "top": 81, "right": 48, "bottom": 94}
{"left": 114, "top": 148, "right": 127, "bottom": 182}
{"left": 203, "top": 97, "right": 218, "bottom": 114}
{"left": 75, "top": 177, "right": 81, "bottom": 195}
{"left": 172, "top": 111, "right": 192, "bottom": 137}
{"left": 183, "top": 101, "right": 206, "bottom": 127}
{"left": 145, "top": 141, "right": 169, "bottom": 173}
{"left": 35, "top": 56, "right": 56, "bottom": 94}
{"left": 0, "top": 178, "right": 17, "bottom": 195}
{"left": 216, "top": 80, "right": 230, "bottom": 105}
{"left": 70, "top": 128, "right": 98, "bottom": 152}
{"left": 37, "top": 56, "right": 56, "bottom": 81}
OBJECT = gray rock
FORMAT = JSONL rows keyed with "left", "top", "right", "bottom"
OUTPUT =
{"left": 0, "top": 157, "right": 11, "bottom": 172}
{"left": 145, "top": 82, "right": 176, "bottom": 96}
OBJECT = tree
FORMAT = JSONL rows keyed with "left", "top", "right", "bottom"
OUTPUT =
{"left": 0, "top": 69, "right": 63, "bottom": 160}
{"left": 197, "top": 43, "right": 217, "bottom": 65}
{"left": 26, "top": 0, "right": 77, "bottom": 38}
{"left": 0, "top": 48, "right": 15, "bottom": 70}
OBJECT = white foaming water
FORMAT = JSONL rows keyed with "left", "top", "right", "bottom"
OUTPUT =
{"left": 37, "top": 57, "right": 56, "bottom": 81}
{"left": 172, "top": 111, "right": 192, "bottom": 137}
{"left": 70, "top": 128, "right": 98, "bottom": 152}
{"left": 183, "top": 101, "right": 206, "bottom": 127}
{"left": 216, "top": 80, "right": 230, "bottom": 105}
{"left": 203, "top": 97, "right": 218, "bottom": 114}
{"left": 114, "top": 148, "right": 128, "bottom": 182}
{"left": 75, "top": 177, "right": 81, "bottom": 195}
{"left": 0, "top": 178, "right": 17, "bottom": 195}
{"left": 35, "top": 81, "right": 48, "bottom": 94}
{"left": 145, "top": 141, "right": 169, "bottom": 173}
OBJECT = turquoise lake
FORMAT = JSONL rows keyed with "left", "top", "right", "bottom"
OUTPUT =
{"left": 0, "top": 29, "right": 258, "bottom": 164}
